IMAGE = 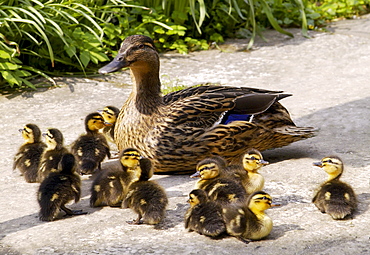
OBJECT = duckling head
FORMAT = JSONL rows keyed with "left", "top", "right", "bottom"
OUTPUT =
{"left": 58, "top": 153, "right": 76, "bottom": 174}
{"left": 242, "top": 149, "right": 269, "bottom": 173}
{"left": 43, "top": 128, "right": 64, "bottom": 150}
{"left": 98, "top": 35, "right": 159, "bottom": 75}
{"left": 191, "top": 157, "right": 225, "bottom": 180}
{"left": 19, "top": 123, "right": 41, "bottom": 144}
{"left": 98, "top": 106, "right": 120, "bottom": 126}
{"left": 313, "top": 156, "right": 343, "bottom": 181}
{"left": 85, "top": 113, "right": 106, "bottom": 133}
{"left": 247, "top": 191, "right": 273, "bottom": 216}
{"left": 187, "top": 189, "right": 208, "bottom": 208}
{"left": 119, "top": 148, "right": 142, "bottom": 169}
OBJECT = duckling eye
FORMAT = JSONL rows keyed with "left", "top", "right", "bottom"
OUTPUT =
{"left": 22, "top": 128, "right": 30, "bottom": 134}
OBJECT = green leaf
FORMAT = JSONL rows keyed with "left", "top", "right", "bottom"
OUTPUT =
{"left": 0, "top": 62, "right": 20, "bottom": 70}
{"left": 80, "top": 51, "right": 90, "bottom": 67}
{"left": 0, "top": 50, "right": 11, "bottom": 59}
{"left": 1, "top": 70, "right": 20, "bottom": 86}
{"left": 89, "top": 51, "right": 109, "bottom": 62}
{"left": 64, "top": 45, "right": 77, "bottom": 58}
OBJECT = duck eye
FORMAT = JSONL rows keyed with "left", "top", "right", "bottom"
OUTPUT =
{"left": 138, "top": 44, "right": 145, "bottom": 49}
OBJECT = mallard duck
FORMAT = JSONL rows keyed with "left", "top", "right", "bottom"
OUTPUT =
{"left": 71, "top": 112, "right": 110, "bottom": 175}
{"left": 191, "top": 156, "right": 247, "bottom": 206}
{"left": 185, "top": 189, "right": 226, "bottom": 237}
{"left": 38, "top": 128, "right": 69, "bottom": 182}
{"left": 38, "top": 153, "right": 87, "bottom": 221}
{"left": 90, "top": 148, "right": 144, "bottom": 207}
{"left": 98, "top": 34, "right": 316, "bottom": 174}
{"left": 98, "top": 106, "right": 120, "bottom": 143}
{"left": 122, "top": 155, "right": 168, "bottom": 225}
{"left": 312, "top": 156, "right": 357, "bottom": 220}
{"left": 223, "top": 191, "right": 274, "bottom": 243}
{"left": 13, "top": 123, "right": 46, "bottom": 183}
{"left": 226, "top": 149, "right": 269, "bottom": 194}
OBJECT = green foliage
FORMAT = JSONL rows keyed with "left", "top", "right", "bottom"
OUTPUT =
{"left": 0, "top": 0, "right": 369, "bottom": 90}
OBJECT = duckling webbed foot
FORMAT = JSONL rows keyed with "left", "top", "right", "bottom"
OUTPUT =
{"left": 61, "top": 205, "right": 88, "bottom": 216}
{"left": 126, "top": 215, "right": 143, "bottom": 225}
{"left": 237, "top": 236, "right": 251, "bottom": 244}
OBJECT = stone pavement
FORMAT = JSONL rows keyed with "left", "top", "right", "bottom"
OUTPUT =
{"left": 1, "top": 15, "right": 369, "bottom": 254}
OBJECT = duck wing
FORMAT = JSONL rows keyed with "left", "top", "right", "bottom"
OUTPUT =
{"left": 163, "top": 85, "right": 289, "bottom": 128}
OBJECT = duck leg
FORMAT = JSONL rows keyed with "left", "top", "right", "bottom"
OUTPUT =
{"left": 61, "top": 205, "right": 87, "bottom": 216}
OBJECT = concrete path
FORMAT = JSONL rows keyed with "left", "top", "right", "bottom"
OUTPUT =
{"left": 1, "top": 15, "right": 369, "bottom": 254}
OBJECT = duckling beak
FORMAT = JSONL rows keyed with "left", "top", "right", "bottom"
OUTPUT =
{"left": 271, "top": 203, "right": 281, "bottom": 207}
{"left": 104, "top": 122, "right": 113, "bottom": 126}
{"left": 98, "top": 53, "right": 129, "bottom": 74}
{"left": 313, "top": 161, "right": 323, "bottom": 167}
{"left": 260, "top": 159, "right": 269, "bottom": 165}
{"left": 190, "top": 171, "right": 201, "bottom": 178}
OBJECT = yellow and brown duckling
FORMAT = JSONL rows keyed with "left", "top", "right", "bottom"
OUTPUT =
{"left": 38, "top": 128, "right": 69, "bottom": 182}
{"left": 122, "top": 155, "right": 168, "bottom": 225}
{"left": 312, "top": 156, "right": 357, "bottom": 220}
{"left": 185, "top": 189, "right": 226, "bottom": 237}
{"left": 98, "top": 106, "right": 120, "bottom": 143}
{"left": 13, "top": 123, "right": 46, "bottom": 183}
{"left": 38, "top": 153, "right": 87, "bottom": 221}
{"left": 90, "top": 148, "right": 144, "bottom": 207}
{"left": 226, "top": 149, "right": 269, "bottom": 194}
{"left": 71, "top": 112, "right": 110, "bottom": 175}
{"left": 191, "top": 156, "right": 247, "bottom": 206}
{"left": 98, "top": 34, "right": 316, "bottom": 174}
{"left": 223, "top": 191, "right": 274, "bottom": 243}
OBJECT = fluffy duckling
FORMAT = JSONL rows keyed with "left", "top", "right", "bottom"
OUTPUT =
{"left": 185, "top": 189, "right": 226, "bottom": 237}
{"left": 191, "top": 156, "right": 247, "bottom": 206}
{"left": 227, "top": 149, "right": 269, "bottom": 194}
{"left": 71, "top": 112, "right": 110, "bottom": 175}
{"left": 98, "top": 106, "right": 120, "bottom": 143}
{"left": 38, "top": 153, "right": 87, "bottom": 221}
{"left": 38, "top": 128, "right": 69, "bottom": 182}
{"left": 13, "top": 123, "right": 46, "bottom": 183}
{"left": 223, "top": 191, "right": 274, "bottom": 243}
{"left": 122, "top": 157, "right": 168, "bottom": 225}
{"left": 312, "top": 156, "right": 357, "bottom": 220}
{"left": 90, "top": 148, "right": 144, "bottom": 207}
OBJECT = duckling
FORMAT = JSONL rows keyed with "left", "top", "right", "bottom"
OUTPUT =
{"left": 71, "top": 112, "right": 110, "bottom": 175}
{"left": 191, "top": 156, "right": 247, "bottom": 206}
{"left": 38, "top": 153, "right": 87, "bottom": 221}
{"left": 223, "top": 191, "right": 274, "bottom": 243}
{"left": 90, "top": 148, "right": 144, "bottom": 207}
{"left": 312, "top": 156, "right": 357, "bottom": 220}
{"left": 98, "top": 106, "right": 120, "bottom": 143}
{"left": 122, "top": 157, "right": 168, "bottom": 225}
{"left": 38, "top": 128, "right": 69, "bottom": 182}
{"left": 13, "top": 123, "right": 46, "bottom": 183}
{"left": 226, "top": 149, "right": 269, "bottom": 194}
{"left": 185, "top": 189, "right": 226, "bottom": 237}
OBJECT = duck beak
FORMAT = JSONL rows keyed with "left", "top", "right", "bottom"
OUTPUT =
{"left": 98, "top": 53, "right": 129, "bottom": 74}
{"left": 104, "top": 122, "right": 113, "bottom": 126}
{"left": 190, "top": 171, "right": 201, "bottom": 178}
{"left": 313, "top": 161, "right": 323, "bottom": 167}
